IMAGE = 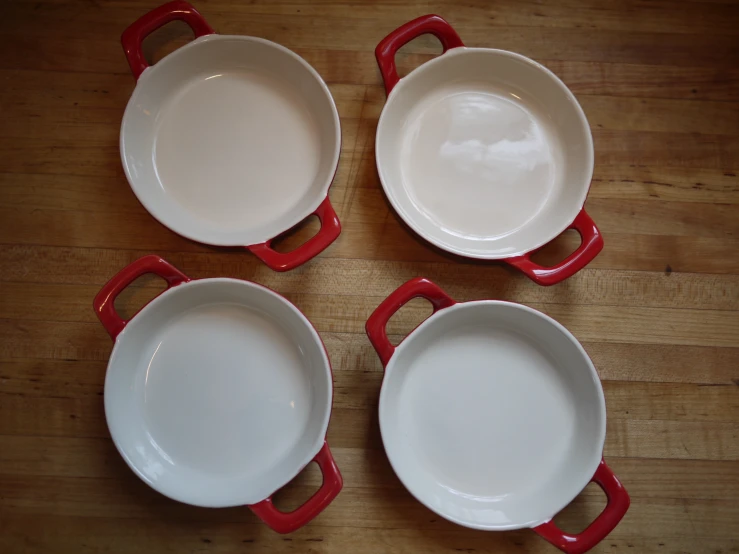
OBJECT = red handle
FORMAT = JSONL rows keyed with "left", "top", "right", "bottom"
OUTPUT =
{"left": 533, "top": 459, "right": 630, "bottom": 554}
{"left": 247, "top": 196, "right": 341, "bottom": 272}
{"left": 249, "top": 442, "right": 343, "bottom": 534}
{"left": 504, "top": 209, "right": 603, "bottom": 286}
{"left": 121, "top": 0, "right": 214, "bottom": 80}
{"left": 365, "top": 277, "right": 456, "bottom": 367}
{"left": 93, "top": 255, "right": 190, "bottom": 340}
{"left": 376, "top": 14, "right": 465, "bottom": 95}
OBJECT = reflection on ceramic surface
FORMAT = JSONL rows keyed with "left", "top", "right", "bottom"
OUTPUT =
{"left": 154, "top": 71, "right": 321, "bottom": 230}
{"left": 375, "top": 48, "right": 595, "bottom": 259}
{"left": 136, "top": 443, "right": 166, "bottom": 481}
{"left": 401, "top": 86, "right": 561, "bottom": 239}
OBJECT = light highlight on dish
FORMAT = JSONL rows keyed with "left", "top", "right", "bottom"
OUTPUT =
{"left": 401, "top": 86, "right": 561, "bottom": 239}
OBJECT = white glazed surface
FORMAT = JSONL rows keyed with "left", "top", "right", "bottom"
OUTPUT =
{"left": 121, "top": 35, "right": 341, "bottom": 245}
{"left": 379, "top": 302, "right": 606, "bottom": 530}
{"left": 376, "top": 48, "right": 594, "bottom": 258}
{"left": 104, "top": 279, "right": 332, "bottom": 507}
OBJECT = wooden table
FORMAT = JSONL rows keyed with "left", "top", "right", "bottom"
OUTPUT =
{"left": 1, "top": 0, "right": 738, "bottom": 552}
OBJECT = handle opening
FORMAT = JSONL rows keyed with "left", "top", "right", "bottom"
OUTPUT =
{"left": 121, "top": 0, "right": 214, "bottom": 80}
{"left": 533, "top": 459, "right": 630, "bottom": 554}
{"left": 366, "top": 278, "right": 456, "bottom": 368}
{"left": 247, "top": 196, "right": 341, "bottom": 272}
{"left": 393, "top": 36, "right": 444, "bottom": 81}
{"left": 385, "top": 297, "right": 435, "bottom": 347}
{"left": 140, "top": 19, "right": 196, "bottom": 68}
{"left": 270, "top": 461, "right": 323, "bottom": 512}
{"left": 550, "top": 481, "right": 607, "bottom": 535}
{"left": 93, "top": 255, "right": 190, "bottom": 340}
{"left": 113, "top": 273, "right": 169, "bottom": 321}
{"left": 268, "top": 214, "right": 322, "bottom": 254}
{"left": 504, "top": 209, "right": 603, "bottom": 286}
{"left": 249, "top": 442, "right": 342, "bottom": 534}
{"left": 376, "top": 14, "right": 464, "bottom": 95}
{"left": 529, "top": 229, "right": 582, "bottom": 269}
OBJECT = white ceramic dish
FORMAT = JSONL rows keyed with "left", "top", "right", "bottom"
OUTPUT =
{"left": 366, "top": 278, "right": 629, "bottom": 553}
{"left": 94, "top": 255, "right": 342, "bottom": 533}
{"left": 375, "top": 15, "right": 603, "bottom": 285}
{"left": 120, "top": 1, "right": 341, "bottom": 271}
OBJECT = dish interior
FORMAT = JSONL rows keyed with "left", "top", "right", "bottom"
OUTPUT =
{"left": 376, "top": 48, "right": 593, "bottom": 258}
{"left": 105, "top": 279, "right": 332, "bottom": 506}
{"left": 380, "top": 302, "right": 605, "bottom": 529}
{"left": 121, "top": 36, "right": 340, "bottom": 245}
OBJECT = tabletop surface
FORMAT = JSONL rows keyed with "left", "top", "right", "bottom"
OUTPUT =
{"left": 1, "top": 0, "right": 738, "bottom": 552}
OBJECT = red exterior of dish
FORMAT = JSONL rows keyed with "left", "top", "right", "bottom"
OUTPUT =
{"left": 93, "top": 255, "right": 342, "bottom": 533}
{"left": 365, "top": 277, "right": 629, "bottom": 553}
{"left": 375, "top": 15, "right": 603, "bottom": 286}
{"left": 120, "top": 1, "right": 341, "bottom": 272}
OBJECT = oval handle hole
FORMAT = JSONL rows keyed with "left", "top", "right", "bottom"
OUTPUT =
{"left": 551, "top": 481, "right": 607, "bottom": 534}
{"left": 385, "top": 297, "right": 434, "bottom": 346}
{"left": 113, "top": 273, "right": 168, "bottom": 321}
{"left": 270, "top": 460, "right": 323, "bottom": 512}
{"left": 395, "top": 35, "right": 443, "bottom": 80}
{"left": 269, "top": 215, "right": 321, "bottom": 253}
{"left": 529, "top": 228, "right": 582, "bottom": 268}
{"left": 142, "top": 20, "right": 196, "bottom": 67}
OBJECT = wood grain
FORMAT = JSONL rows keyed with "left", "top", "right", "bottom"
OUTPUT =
{"left": 0, "top": 0, "right": 738, "bottom": 553}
